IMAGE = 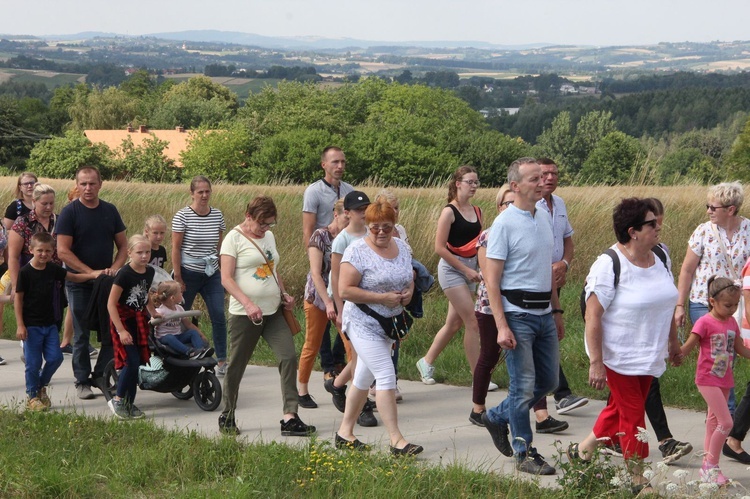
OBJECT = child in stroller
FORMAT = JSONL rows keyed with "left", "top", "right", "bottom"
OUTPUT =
{"left": 152, "top": 281, "right": 214, "bottom": 360}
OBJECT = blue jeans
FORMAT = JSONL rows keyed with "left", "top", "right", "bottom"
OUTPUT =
{"left": 67, "top": 282, "right": 96, "bottom": 385}
{"left": 117, "top": 344, "right": 140, "bottom": 405}
{"left": 181, "top": 267, "right": 227, "bottom": 362}
{"left": 23, "top": 325, "right": 64, "bottom": 398}
{"left": 486, "top": 312, "right": 560, "bottom": 457}
{"left": 159, "top": 330, "right": 208, "bottom": 355}
{"left": 689, "top": 301, "right": 736, "bottom": 414}
{"left": 318, "top": 324, "right": 347, "bottom": 373}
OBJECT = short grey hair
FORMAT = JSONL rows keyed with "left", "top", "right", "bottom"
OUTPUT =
{"left": 708, "top": 182, "right": 744, "bottom": 211}
{"left": 507, "top": 157, "right": 538, "bottom": 184}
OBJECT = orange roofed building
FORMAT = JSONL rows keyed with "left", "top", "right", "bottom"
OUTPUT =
{"left": 84, "top": 126, "right": 201, "bottom": 167}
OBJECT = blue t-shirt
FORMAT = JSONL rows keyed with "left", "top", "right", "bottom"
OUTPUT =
{"left": 486, "top": 204, "right": 553, "bottom": 315}
{"left": 55, "top": 199, "right": 127, "bottom": 272}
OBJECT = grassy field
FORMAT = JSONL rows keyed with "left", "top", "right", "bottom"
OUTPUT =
{"left": 0, "top": 177, "right": 741, "bottom": 412}
{"left": 162, "top": 74, "right": 282, "bottom": 98}
{"left": 0, "top": 68, "right": 85, "bottom": 88}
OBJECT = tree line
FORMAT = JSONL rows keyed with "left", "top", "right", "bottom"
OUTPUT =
{"left": 2, "top": 69, "right": 750, "bottom": 186}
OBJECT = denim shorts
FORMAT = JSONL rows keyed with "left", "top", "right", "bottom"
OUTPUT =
{"left": 438, "top": 256, "right": 477, "bottom": 292}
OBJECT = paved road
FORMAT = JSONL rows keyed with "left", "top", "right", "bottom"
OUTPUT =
{"left": 1, "top": 339, "right": 748, "bottom": 494}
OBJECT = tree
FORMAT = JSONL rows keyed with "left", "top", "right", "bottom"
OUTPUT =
{"left": 725, "top": 117, "right": 750, "bottom": 181}
{"left": 27, "top": 131, "right": 112, "bottom": 179}
{"left": 151, "top": 76, "right": 239, "bottom": 129}
{"left": 68, "top": 86, "right": 139, "bottom": 130}
{"left": 657, "top": 148, "right": 720, "bottom": 184}
{"left": 111, "top": 135, "right": 178, "bottom": 183}
{"left": 535, "top": 111, "right": 574, "bottom": 177}
{"left": 577, "top": 131, "right": 645, "bottom": 185}
{"left": 570, "top": 110, "right": 617, "bottom": 173}
{"left": 459, "top": 131, "right": 532, "bottom": 186}
{"left": 180, "top": 124, "right": 256, "bottom": 183}
{"left": 250, "top": 128, "right": 339, "bottom": 184}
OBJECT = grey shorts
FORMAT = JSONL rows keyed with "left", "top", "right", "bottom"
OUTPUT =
{"left": 438, "top": 256, "right": 477, "bottom": 292}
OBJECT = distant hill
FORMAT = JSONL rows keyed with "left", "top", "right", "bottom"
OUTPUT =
{"left": 37, "top": 29, "right": 549, "bottom": 51}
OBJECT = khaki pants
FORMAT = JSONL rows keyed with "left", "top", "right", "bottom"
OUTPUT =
{"left": 221, "top": 310, "right": 298, "bottom": 417}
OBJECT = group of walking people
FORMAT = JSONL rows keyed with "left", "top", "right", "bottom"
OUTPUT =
{"left": 5, "top": 152, "right": 750, "bottom": 486}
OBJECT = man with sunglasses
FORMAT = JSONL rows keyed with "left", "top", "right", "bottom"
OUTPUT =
{"left": 481, "top": 157, "right": 563, "bottom": 475}
{"left": 532, "top": 159, "right": 588, "bottom": 431}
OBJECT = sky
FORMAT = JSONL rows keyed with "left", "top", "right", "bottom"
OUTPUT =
{"left": 1, "top": 0, "right": 748, "bottom": 47}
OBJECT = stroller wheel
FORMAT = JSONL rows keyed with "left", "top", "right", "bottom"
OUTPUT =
{"left": 193, "top": 370, "right": 222, "bottom": 411}
{"left": 172, "top": 385, "right": 194, "bottom": 400}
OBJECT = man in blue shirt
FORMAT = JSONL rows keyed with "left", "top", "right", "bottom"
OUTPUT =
{"left": 481, "top": 157, "right": 563, "bottom": 475}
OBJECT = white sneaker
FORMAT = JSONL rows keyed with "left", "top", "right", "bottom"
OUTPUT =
{"left": 416, "top": 357, "right": 436, "bottom": 385}
{"left": 488, "top": 381, "right": 499, "bottom": 392}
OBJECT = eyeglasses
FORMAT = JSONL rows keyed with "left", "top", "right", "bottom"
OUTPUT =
{"left": 633, "top": 219, "right": 658, "bottom": 230}
{"left": 706, "top": 204, "right": 731, "bottom": 212}
{"left": 20, "top": 181, "right": 36, "bottom": 187}
{"left": 259, "top": 221, "right": 277, "bottom": 229}
{"left": 461, "top": 180, "right": 481, "bottom": 187}
{"left": 368, "top": 225, "right": 394, "bottom": 234}
{"left": 500, "top": 201, "right": 513, "bottom": 207}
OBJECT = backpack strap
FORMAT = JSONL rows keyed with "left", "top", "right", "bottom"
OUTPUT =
{"left": 652, "top": 244, "right": 668, "bottom": 271}
{"left": 603, "top": 248, "right": 621, "bottom": 288}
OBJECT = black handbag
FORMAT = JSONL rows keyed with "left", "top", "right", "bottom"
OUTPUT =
{"left": 355, "top": 303, "right": 413, "bottom": 340}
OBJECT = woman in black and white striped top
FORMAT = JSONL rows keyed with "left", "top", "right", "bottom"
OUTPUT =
{"left": 171, "top": 176, "right": 228, "bottom": 372}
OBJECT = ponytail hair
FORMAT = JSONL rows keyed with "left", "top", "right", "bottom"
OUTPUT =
{"left": 152, "top": 281, "right": 182, "bottom": 308}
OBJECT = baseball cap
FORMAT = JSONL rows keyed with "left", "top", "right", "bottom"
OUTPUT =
{"left": 344, "top": 191, "right": 370, "bottom": 210}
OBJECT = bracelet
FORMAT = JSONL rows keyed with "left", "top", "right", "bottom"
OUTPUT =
{"left": 552, "top": 309, "right": 564, "bottom": 315}
{"left": 561, "top": 259, "right": 570, "bottom": 271}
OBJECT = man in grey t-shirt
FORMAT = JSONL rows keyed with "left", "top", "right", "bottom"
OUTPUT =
{"left": 301, "top": 146, "right": 353, "bottom": 382}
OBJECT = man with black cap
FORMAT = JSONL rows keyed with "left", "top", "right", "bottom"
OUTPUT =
{"left": 324, "top": 190, "right": 379, "bottom": 428}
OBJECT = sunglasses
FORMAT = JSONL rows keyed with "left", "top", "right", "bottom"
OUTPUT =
{"left": 706, "top": 204, "right": 731, "bottom": 212}
{"left": 633, "top": 219, "right": 658, "bottom": 230}
{"left": 369, "top": 225, "right": 394, "bottom": 234}
{"left": 500, "top": 201, "right": 513, "bottom": 207}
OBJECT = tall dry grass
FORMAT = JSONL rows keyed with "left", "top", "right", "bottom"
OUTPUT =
{"left": 0, "top": 177, "right": 738, "bottom": 408}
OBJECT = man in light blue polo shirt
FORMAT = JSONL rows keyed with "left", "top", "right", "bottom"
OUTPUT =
{"left": 481, "top": 157, "right": 563, "bottom": 476}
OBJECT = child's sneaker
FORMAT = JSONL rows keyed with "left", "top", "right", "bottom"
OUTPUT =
{"left": 0, "top": 355, "right": 6, "bottom": 365}
{"left": 27, "top": 397, "right": 46, "bottom": 411}
{"left": 129, "top": 404, "right": 145, "bottom": 419}
{"left": 39, "top": 386, "right": 52, "bottom": 409}
{"left": 700, "top": 462, "right": 729, "bottom": 485}
{"left": 108, "top": 398, "right": 131, "bottom": 420}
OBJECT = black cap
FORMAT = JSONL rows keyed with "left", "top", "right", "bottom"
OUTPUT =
{"left": 344, "top": 191, "right": 370, "bottom": 210}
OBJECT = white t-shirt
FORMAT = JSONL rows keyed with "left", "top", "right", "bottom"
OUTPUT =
{"left": 584, "top": 245, "right": 677, "bottom": 377}
{"left": 154, "top": 304, "right": 185, "bottom": 339}
{"left": 220, "top": 228, "right": 281, "bottom": 316}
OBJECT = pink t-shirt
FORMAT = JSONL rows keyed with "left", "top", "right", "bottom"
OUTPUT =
{"left": 154, "top": 304, "right": 185, "bottom": 339}
{"left": 692, "top": 313, "right": 737, "bottom": 388}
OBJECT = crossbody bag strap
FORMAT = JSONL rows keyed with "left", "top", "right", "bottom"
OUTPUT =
{"left": 234, "top": 226, "right": 283, "bottom": 300}
{"left": 712, "top": 223, "right": 740, "bottom": 281}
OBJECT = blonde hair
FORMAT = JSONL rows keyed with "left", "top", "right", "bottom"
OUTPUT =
{"left": 144, "top": 214, "right": 167, "bottom": 232}
{"left": 127, "top": 234, "right": 150, "bottom": 253}
{"left": 152, "top": 281, "right": 181, "bottom": 307}
{"left": 14, "top": 172, "right": 38, "bottom": 198}
{"left": 333, "top": 198, "right": 345, "bottom": 215}
{"left": 32, "top": 183, "right": 55, "bottom": 201}
{"left": 708, "top": 182, "right": 744, "bottom": 211}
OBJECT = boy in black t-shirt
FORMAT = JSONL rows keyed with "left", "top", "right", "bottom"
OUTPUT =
{"left": 15, "top": 233, "right": 97, "bottom": 411}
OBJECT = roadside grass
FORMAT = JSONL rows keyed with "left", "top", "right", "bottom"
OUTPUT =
{"left": 0, "top": 408, "right": 548, "bottom": 498}
{"left": 0, "top": 177, "right": 743, "bottom": 411}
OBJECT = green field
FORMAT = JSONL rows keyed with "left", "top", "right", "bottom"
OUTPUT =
{"left": 0, "top": 68, "right": 84, "bottom": 88}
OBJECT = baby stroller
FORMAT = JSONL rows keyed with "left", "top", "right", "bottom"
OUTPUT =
{"left": 102, "top": 266, "right": 222, "bottom": 411}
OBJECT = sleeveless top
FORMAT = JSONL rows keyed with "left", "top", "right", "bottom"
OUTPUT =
{"left": 446, "top": 204, "right": 482, "bottom": 258}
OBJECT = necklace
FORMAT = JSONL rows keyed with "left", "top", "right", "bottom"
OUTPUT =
{"left": 620, "top": 243, "right": 651, "bottom": 268}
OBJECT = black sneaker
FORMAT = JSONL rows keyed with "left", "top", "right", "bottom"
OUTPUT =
{"left": 218, "top": 413, "right": 240, "bottom": 435}
{"left": 357, "top": 400, "right": 378, "bottom": 427}
{"left": 280, "top": 414, "right": 316, "bottom": 436}
{"left": 535, "top": 416, "right": 569, "bottom": 434}
{"left": 517, "top": 451, "right": 556, "bottom": 475}
{"left": 659, "top": 438, "right": 693, "bottom": 464}
{"left": 481, "top": 412, "right": 513, "bottom": 457}
{"left": 324, "top": 377, "right": 347, "bottom": 413}
{"left": 469, "top": 410, "right": 485, "bottom": 427}
{"left": 298, "top": 393, "right": 318, "bottom": 409}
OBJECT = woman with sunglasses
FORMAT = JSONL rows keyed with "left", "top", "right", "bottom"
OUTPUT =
{"left": 568, "top": 198, "right": 681, "bottom": 493}
{"left": 334, "top": 199, "right": 421, "bottom": 455}
{"left": 676, "top": 182, "right": 750, "bottom": 329}
{"left": 417, "top": 165, "right": 483, "bottom": 386}
{"left": 218, "top": 195, "right": 315, "bottom": 437}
